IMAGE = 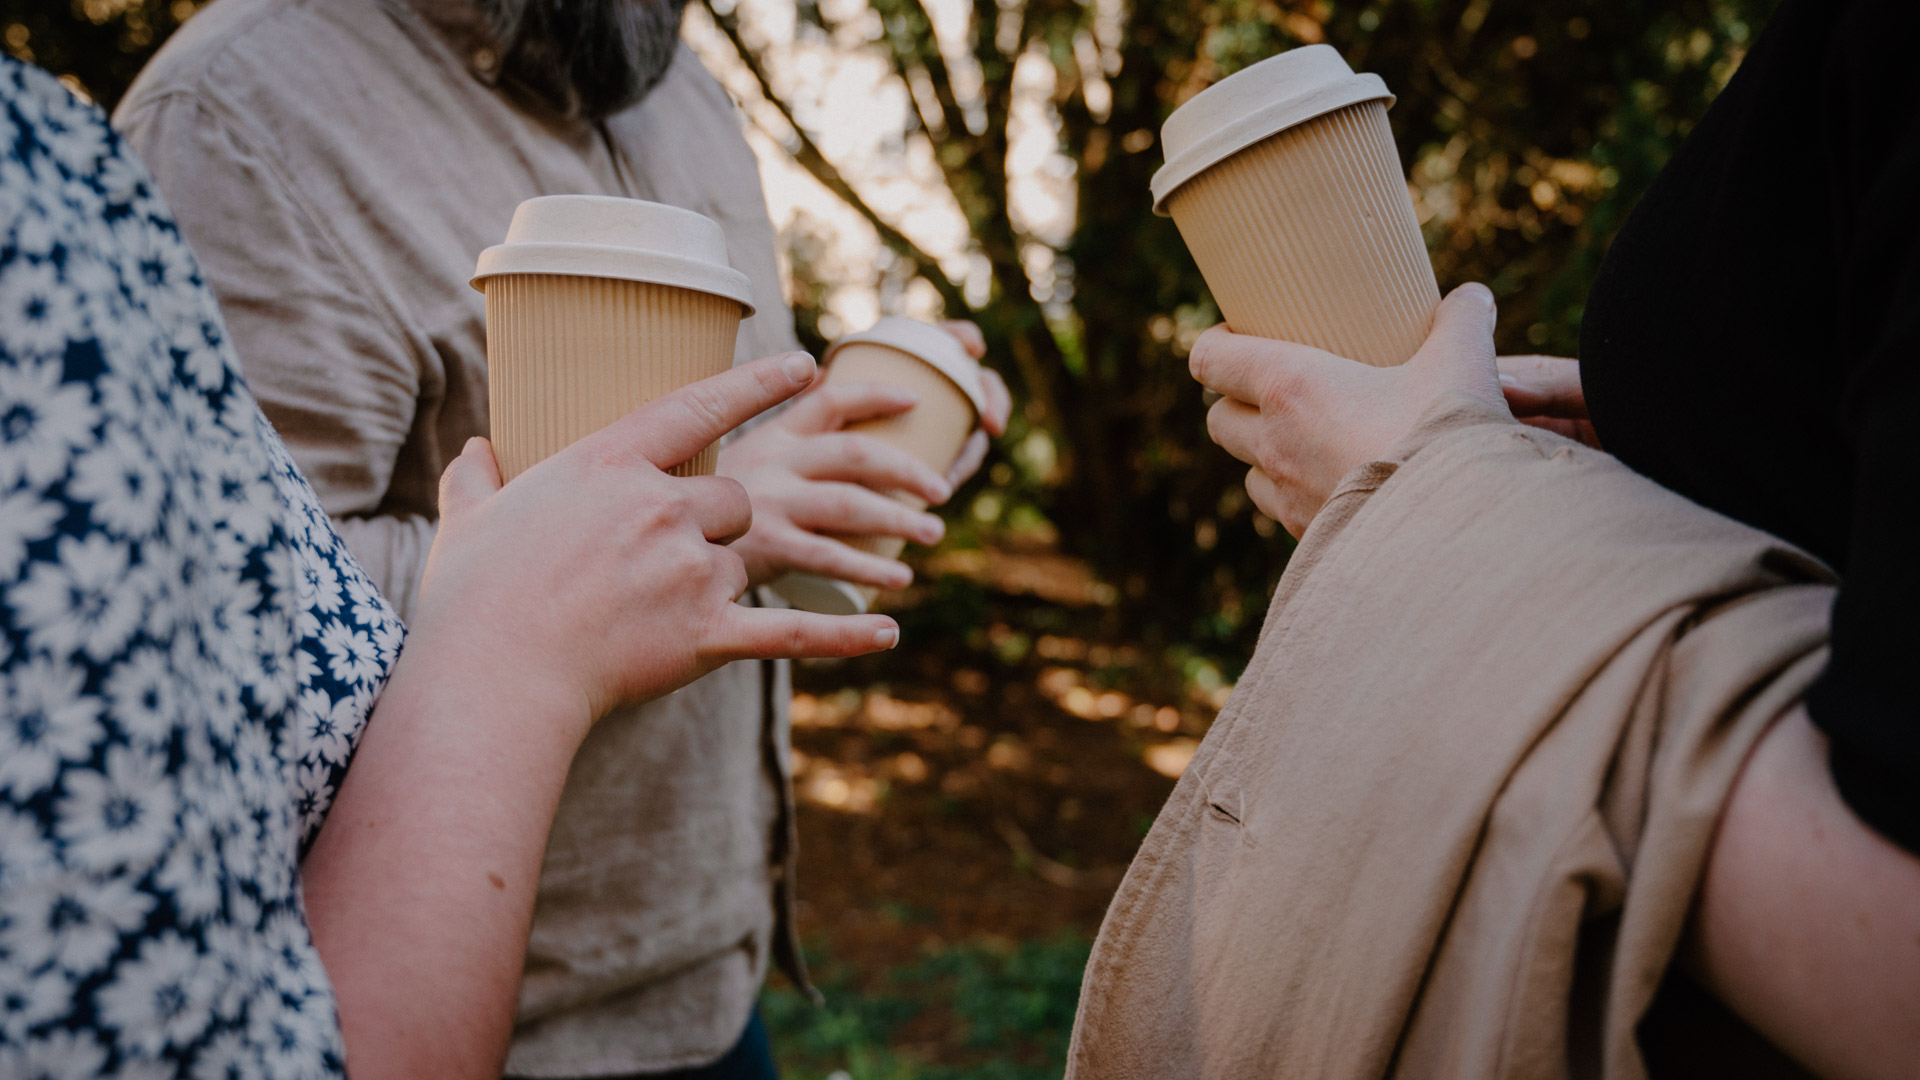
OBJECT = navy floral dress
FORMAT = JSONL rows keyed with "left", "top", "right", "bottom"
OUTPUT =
{"left": 0, "top": 58, "right": 404, "bottom": 1078}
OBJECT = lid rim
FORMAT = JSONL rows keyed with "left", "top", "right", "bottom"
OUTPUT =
{"left": 1150, "top": 53, "right": 1393, "bottom": 215}
{"left": 823, "top": 317, "right": 989, "bottom": 419}
{"left": 469, "top": 242, "right": 757, "bottom": 316}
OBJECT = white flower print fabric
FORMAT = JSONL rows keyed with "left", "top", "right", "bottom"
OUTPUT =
{"left": 0, "top": 58, "right": 404, "bottom": 1077}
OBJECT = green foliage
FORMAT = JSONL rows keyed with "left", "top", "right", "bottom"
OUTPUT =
{"left": 12, "top": 0, "right": 1783, "bottom": 671}
{"left": 1, "top": 0, "right": 205, "bottom": 109}
{"left": 740, "top": 0, "right": 1782, "bottom": 667}
{"left": 764, "top": 936, "right": 1093, "bottom": 1080}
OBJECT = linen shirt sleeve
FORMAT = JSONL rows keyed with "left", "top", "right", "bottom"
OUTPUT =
{"left": 1806, "top": 7, "right": 1920, "bottom": 854}
{"left": 113, "top": 92, "right": 437, "bottom": 619}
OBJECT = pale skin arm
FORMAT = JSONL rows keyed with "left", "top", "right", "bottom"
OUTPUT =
{"left": 1189, "top": 286, "right": 1920, "bottom": 1079}
{"left": 721, "top": 321, "right": 1011, "bottom": 589}
{"left": 1687, "top": 707, "right": 1920, "bottom": 1080}
{"left": 300, "top": 354, "right": 901, "bottom": 1080}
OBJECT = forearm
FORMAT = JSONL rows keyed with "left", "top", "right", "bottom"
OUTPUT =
{"left": 299, "top": 631, "right": 591, "bottom": 1080}
{"left": 1687, "top": 706, "right": 1920, "bottom": 1080}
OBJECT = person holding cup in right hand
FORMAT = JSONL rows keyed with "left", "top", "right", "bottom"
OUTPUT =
{"left": 1070, "top": 7, "right": 1919, "bottom": 1077}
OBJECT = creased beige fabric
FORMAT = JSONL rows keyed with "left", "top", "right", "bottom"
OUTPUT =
{"left": 114, "top": 1, "right": 806, "bottom": 1072}
{"left": 1067, "top": 396, "right": 1835, "bottom": 1080}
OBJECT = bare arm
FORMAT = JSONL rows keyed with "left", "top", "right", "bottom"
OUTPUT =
{"left": 299, "top": 355, "right": 900, "bottom": 1079}
{"left": 1686, "top": 706, "right": 1920, "bottom": 1080}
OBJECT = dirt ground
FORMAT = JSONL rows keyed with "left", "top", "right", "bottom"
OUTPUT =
{"left": 780, "top": 544, "right": 1225, "bottom": 983}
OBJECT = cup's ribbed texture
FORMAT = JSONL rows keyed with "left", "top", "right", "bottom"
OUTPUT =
{"left": 484, "top": 274, "right": 742, "bottom": 482}
{"left": 778, "top": 342, "right": 977, "bottom": 613}
{"left": 1168, "top": 100, "right": 1439, "bottom": 367}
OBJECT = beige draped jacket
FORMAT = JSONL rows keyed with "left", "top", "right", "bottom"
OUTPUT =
{"left": 1069, "top": 398, "right": 1834, "bottom": 1079}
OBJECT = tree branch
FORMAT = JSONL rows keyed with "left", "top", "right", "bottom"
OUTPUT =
{"left": 698, "top": 1, "right": 969, "bottom": 314}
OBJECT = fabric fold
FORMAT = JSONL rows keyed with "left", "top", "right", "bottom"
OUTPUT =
{"left": 1068, "top": 396, "right": 1834, "bottom": 1080}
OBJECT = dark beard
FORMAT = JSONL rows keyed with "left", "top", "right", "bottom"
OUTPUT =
{"left": 476, "top": 0, "right": 691, "bottom": 122}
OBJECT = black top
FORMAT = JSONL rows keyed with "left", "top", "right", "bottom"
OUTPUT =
{"left": 1582, "top": 0, "right": 1918, "bottom": 854}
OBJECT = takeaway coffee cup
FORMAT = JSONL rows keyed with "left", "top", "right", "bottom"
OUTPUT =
{"left": 771, "top": 317, "right": 988, "bottom": 616}
{"left": 471, "top": 195, "right": 756, "bottom": 482}
{"left": 1151, "top": 44, "right": 1440, "bottom": 367}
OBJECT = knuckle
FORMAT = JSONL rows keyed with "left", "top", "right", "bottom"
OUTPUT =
{"left": 682, "top": 381, "right": 734, "bottom": 432}
{"left": 841, "top": 436, "right": 875, "bottom": 469}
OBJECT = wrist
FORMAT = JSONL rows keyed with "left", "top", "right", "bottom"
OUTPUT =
{"left": 387, "top": 620, "right": 597, "bottom": 753}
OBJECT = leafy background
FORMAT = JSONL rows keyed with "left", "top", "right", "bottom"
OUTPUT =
{"left": 8, "top": 1, "right": 1778, "bottom": 1075}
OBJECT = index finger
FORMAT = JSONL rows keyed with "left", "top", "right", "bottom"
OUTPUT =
{"left": 976, "top": 367, "right": 1012, "bottom": 435}
{"left": 939, "top": 320, "right": 988, "bottom": 360}
{"left": 704, "top": 606, "right": 901, "bottom": 663}
{"left": 591, "top": 352, "right": 819, "bottom": 470}
{"left": 1187, "top": 325, "right": 1328, "bottom": 404}
{"left": 1496, "top": 355, "right": 1588, "bottom": 419}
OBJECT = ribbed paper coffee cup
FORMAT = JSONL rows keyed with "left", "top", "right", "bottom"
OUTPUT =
{"left": 1151, "top": 45, "right": 1439, "bottom": 367}
{"left": 472, "top": 196, "right": 755, "bottom": 481}
{"left": 772, "top": 318, "right": 986, "bottom": 616}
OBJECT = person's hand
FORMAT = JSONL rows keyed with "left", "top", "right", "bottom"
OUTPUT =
{"left": 937, "top": 320, "right": 1013, "bottom": 488}
{"left": 719, "top": 359, "right": 958, "bottom": 591}
{"left": 1192, "top": 284, "right": 1509, "bottom": 537}
{"left": 1498, "top": 354, "right": 1602, "bottom": 449}
{"left": 410, "top": 352, "right": 901, "bottom": 725}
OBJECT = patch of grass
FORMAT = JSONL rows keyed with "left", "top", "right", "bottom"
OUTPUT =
{"left": 763, "top": 936, "right": 1092, "bottom": 1080}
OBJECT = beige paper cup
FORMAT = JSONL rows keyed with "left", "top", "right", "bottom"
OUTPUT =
{"left": 771, "top": 318, "right": 987, "bottom": 616}
{"left": 1151, "top": 45, "right": 1439, "bottom": 367}
{"left": 471, "top": 196, "right": 755, "bottom": 481}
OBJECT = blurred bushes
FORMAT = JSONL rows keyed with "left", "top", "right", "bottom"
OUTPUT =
{"left": 1, "top": 0, "right": 202, "bottom": 108}
{"left": 10, "top": 0, "right": 1782, "bottom": 670}
{"left": 729, "top": 0, "right": 1780, "bottom": 671}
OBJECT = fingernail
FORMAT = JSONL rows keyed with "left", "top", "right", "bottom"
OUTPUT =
{"left": 931, "top": 479, "right": 954, "bottom": 503}
{"left": 781, "top": 352, "right": 816, "bottom": 382}
{"left": 874, "top": 626, "right": 900, "bottom": 650}
{"left": 1498, "top": 373, "right": 1519, "bottom": 388}
{"left": 918, "top": 514, "right": 946, "bottom": 543}
{"left": 1466, "top": 284, "right": 1495, "bottom": 310}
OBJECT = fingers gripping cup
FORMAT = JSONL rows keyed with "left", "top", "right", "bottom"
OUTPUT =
{"left": 1152, "top": 45, "right": 1440, "bottom": 367}
{"left": 471, "top": 195, "right": 756, "bottom": 482}
{"left": 772, "top": 318, "right": 988, "bottom": 616}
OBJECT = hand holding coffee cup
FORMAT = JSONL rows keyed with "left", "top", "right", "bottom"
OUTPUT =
{"left": 471, "top": 195, "right": 754, "bottom": 481}
{"left": 1153, "top": 44, "right": 1440, "bottom": 367}
{"left": 419, "top": 352, "right": 905, "bottom": 723}
{"left": 770, "top": 317, "right": 993, "bottom": 615}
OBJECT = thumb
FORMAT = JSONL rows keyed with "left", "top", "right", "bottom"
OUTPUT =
{"left": 438, "top": 436, "right": 504, "bottom": 520}
{"left": 1411, "top": 284, "right": 1499, "bottom": 385}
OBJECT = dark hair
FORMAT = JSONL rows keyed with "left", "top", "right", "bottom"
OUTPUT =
{"left": 476, "top": 0, "right": 691, "bottom": 122}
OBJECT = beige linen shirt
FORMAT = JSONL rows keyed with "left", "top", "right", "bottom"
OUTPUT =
{"left": 1069, "top": 398, "right": 1835, "bottom": 1079}
{"left": 116, "top": 0, "right": 807, "bottom": 1072}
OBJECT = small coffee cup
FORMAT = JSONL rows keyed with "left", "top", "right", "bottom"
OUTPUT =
{"left": 1152, "top": 45, "right": 1440, "bottom": 367}
{"left": 772, "top": 318, "right": 988, "bottom": 615}
{"left": 472, "top": 195, "right": 755, "bottom": 481}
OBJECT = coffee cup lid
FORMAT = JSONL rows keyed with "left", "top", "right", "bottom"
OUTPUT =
{"left": 823, "top": 316, "right": 989, "bottom": 420}
{"left": 471, "top": 195, "right": 756, "bottom": 314}
{"left": 1149, "top": 44, "right": 1393, "bottom": 215}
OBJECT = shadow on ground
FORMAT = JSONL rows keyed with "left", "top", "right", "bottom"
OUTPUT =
{"left": 765, "top": 542, "right": 1232, "bottom": 1077}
